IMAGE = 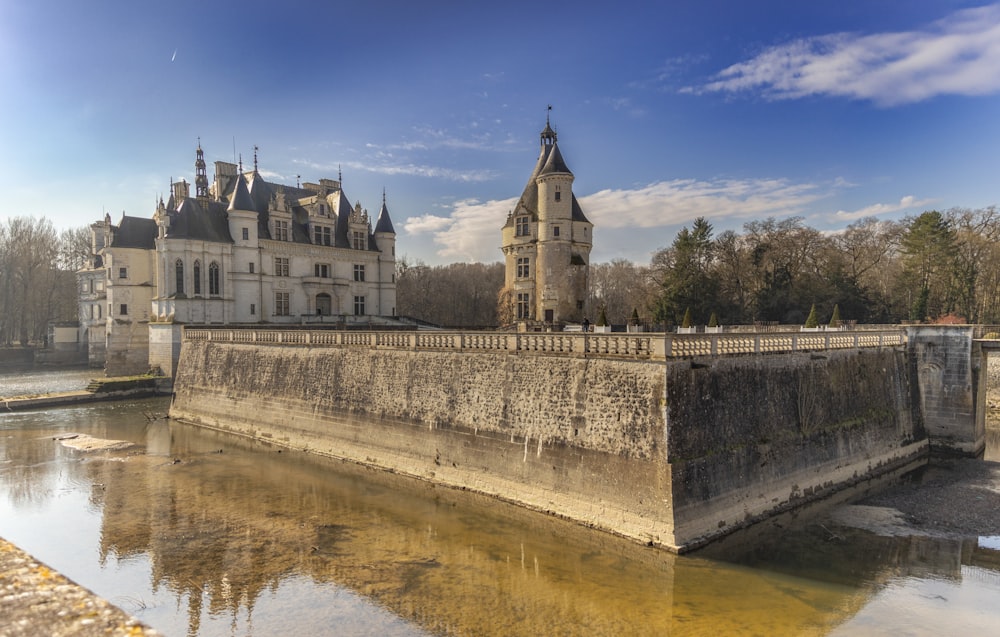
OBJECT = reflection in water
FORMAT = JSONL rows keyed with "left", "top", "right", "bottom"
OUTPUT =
{"left": 2, "top": 393, "right": 1000, "bottom": 635}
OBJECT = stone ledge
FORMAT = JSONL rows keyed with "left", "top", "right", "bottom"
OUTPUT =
{"left": 0, "top": 537, "right": 160, "bottom": 637}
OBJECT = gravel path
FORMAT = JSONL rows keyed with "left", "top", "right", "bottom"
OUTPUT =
{"left": 835, "top": 458, "right": 1000, "bottom": 538}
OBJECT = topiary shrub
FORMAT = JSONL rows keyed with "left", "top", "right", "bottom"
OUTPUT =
{"left": 804, "top": 304, "right": 819, "bottom": 328}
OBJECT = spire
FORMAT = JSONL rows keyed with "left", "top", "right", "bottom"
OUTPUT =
{"left": 541, "top": 105, "right": 557, "bottom": 147}
{"left": 228, "top": 170, "right": 255, "bottom": 212}
{"left": 195, "top": 139, "right": 209, "bottom": 201}
{"left": 374, "top": 189, "right": 395, "bottom": 234}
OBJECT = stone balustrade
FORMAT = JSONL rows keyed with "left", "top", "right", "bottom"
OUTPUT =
{"left": 183, "top": 327, "right": 905, "bottom": 359}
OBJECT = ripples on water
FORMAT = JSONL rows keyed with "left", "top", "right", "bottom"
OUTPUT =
{"left": 1, "top": 372, "right": 1000, "bottom": 636}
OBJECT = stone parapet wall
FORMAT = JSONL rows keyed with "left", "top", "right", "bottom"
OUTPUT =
{"left": 171, "top": 335, "right": 929, "bottom": 551}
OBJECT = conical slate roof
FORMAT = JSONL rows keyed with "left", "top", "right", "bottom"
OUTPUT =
{"left": 375, "top": 200, "right": 395, "bottom": 234}
{"left": 539, "top": 141, "right": 571, "bottom": 176}
{"left": 228, "top": 173, "right": 255, "bottom": 212}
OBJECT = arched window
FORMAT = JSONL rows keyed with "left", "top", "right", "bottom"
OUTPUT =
{"left": 209, "top": 262, "right": 221, "bottom": 296}
{"left": 193, "top": 260, "right": 202, "bottom": 295}
{"left": 175, "top": 259, "right": 184, "bottom": 295}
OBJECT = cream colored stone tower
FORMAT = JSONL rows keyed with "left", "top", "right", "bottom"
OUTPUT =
{"left": 501, "top": 118, "right": 592, "bottom": 325}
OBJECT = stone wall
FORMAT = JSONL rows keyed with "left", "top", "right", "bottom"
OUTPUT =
{"left": 665, "top": 348, "right": 925, "bottom": 548}
{"left": 170, "top": 338, "right": 926, "bottom": 551}
{"left": 907, "top": 326, "right": 985, "bottom": 455}
{"left": 171, "top": 341, "right": 675, "bottom": 546}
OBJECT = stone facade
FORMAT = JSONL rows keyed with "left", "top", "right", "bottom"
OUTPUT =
{"left": 501, "top": 119, "right": 592, "bottom": 326}
{"left": 78, "top": 144, "right": 398, "bottom": 376}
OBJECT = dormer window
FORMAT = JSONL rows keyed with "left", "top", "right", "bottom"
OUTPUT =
{"left": 313, "top": 225, "right": 332, "bottom": 246}
{"left": 274, "top": 220, "right": 289, "bottom": 241}
{"left": 516, "top": 216, "right": 530, "bottom": 237}
{"left": 352, "top": 231, "right": 366, "bottom": 250}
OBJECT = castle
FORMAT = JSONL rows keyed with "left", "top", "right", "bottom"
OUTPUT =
{"left": 501, "top": 118, "right": 592, "bottom": 326}
{"left": 78, "top": 145, "right": 397, "bottom": 375}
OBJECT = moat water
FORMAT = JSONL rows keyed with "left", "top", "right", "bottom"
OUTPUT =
{"left": 2, "top": 371, "right": 1000, "bottom": 636}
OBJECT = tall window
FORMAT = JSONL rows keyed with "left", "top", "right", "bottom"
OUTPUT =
{"left": 274, "top": 220, "right": 289, "bottom": 241}
{"left": 315, "top": 263, "right": 330, "bottom": 278}
{"left": 516, "top": 216, "right": 530, "bottom": 236}
{"left": 313, "top": 225, "right": 331, "bottom": 246}
{"left": 193, "top": 260, "right": 202, "bottom": 295}
{"left": 274, "top": 257, "right": 289, "bottom": 277}
{"left": 175, "top": 259, "right": 184, "bottom": 295}
{"left": 275, "top": 292, "right": 290, "bottom": 316}
{"left": 353, "top": 264, "right": 365, "bottom": 281}
{"left": 352, "top": 231, "right": 366, "bottom": 250}
{"left": 249, "top": 262, "right": 255, "bottom": 274}
{"left": 353, "top": 295, "right": 365, "bottom": 316}
{"left": 516, "top": 292, "right": 531, "bottom": 319}
{"left": 554, "top": 186, "right": 561, "bottom": 202}
{"left": 242, "top": 227, "right": 249, "bottom": 241}
{"left": 118, "top": 267, "right": 128, "bottom": 279}
{"left": 119, "top": 303, "right": 128, "bottom": 316}
{"left": 516, "top": 257, "right": 530, "bottom": 278}
{"left": 209, "top": 262, "right": 220, "bottom": 295}
{"left": 553, "top": 226, "right": 560, "bottom": 237}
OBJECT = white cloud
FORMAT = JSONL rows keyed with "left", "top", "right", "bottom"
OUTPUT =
{"left": 689, "top": 4, "right": 1000, "bottom": 106}
{"left": 830, "top": 195, "right": 935, "bottom": 221}
{"left": 582, "top": 178, "right": 823, "bottom": 229}
{"left": 403, "top": 214, "right": 455, "bottom": 234}
{"left": 409, "top": 178, "right": 826, "bottom": 263}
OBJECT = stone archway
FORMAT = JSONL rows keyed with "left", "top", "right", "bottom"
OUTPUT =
{"left": 316, "top": 293, "right": 332, "bottom": 316}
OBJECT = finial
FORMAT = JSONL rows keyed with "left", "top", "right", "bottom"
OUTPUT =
{"left": 197, "top": 136, "right": 201, "bottom": 150}
{"left": 382, "top": 187, "right": 386, "bottom": 205}
{"left": 238, "top": 153, "right": 243, "bottom": 173}
{"left": 296, "top": 174, "right": 301, "bottom": 188}
{"left": 253, "top": 145, "right": 259, "bottom": 173}
{"left": 547, "top": 104, "right": 552, "bottom": 125}
{"left": 338, "top": 164, "right": 342, "bottom": 183}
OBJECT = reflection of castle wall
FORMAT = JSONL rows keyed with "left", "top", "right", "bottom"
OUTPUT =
{"left": 84, "top": 419, "right": 867, "bottom": 636}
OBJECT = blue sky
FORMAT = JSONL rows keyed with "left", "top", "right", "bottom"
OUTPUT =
{"left": 3, "top": 1, "right": 1000, "bottom": 265}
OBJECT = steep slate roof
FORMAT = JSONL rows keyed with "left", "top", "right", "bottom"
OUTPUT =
{"left": 538, "top": 142, "right": 571, "bottom": 176}
{"left": 164, "top": 197, "right": 233, "bottom": 243}
{"left": 510, "top": 139, "right": 590, "bottom": 225}
{"left": 228, "top": 172, "right": 255, "bottom": 212}
{"left": 215, "top": 170, "right": 390, "bottom": 250}
{"left": 375, "top": 200, "right": 395, "bottom": 233}
{"left": 111, "top": 215, "right": 157, "bottom": 249}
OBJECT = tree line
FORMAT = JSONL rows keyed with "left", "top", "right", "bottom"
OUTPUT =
{"left": 397, "top": 207, "right": 1000, "bottom": 328}
{"left": 0, "top": 217, "right": 90, "bottom": 346}
{"left": 6, "top": 207, "right": 998, "bottom": 342}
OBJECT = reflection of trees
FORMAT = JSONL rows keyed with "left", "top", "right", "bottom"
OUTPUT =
{"left": 84, "top": 421, "right": 868, "bottom": 636}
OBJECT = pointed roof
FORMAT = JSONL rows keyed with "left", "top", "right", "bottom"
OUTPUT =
{"left": 375, "top": 197, "right": 395, "bottom": 234}
{"left": 539, "top": 141, "right": 571, "bottom": 176}
{"left": 228, "top": 173, "right": 255, "bottom": 212}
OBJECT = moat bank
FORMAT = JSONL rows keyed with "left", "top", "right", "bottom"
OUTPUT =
{"left": 170, "top": 333, "right": 924, "bottom": 551}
